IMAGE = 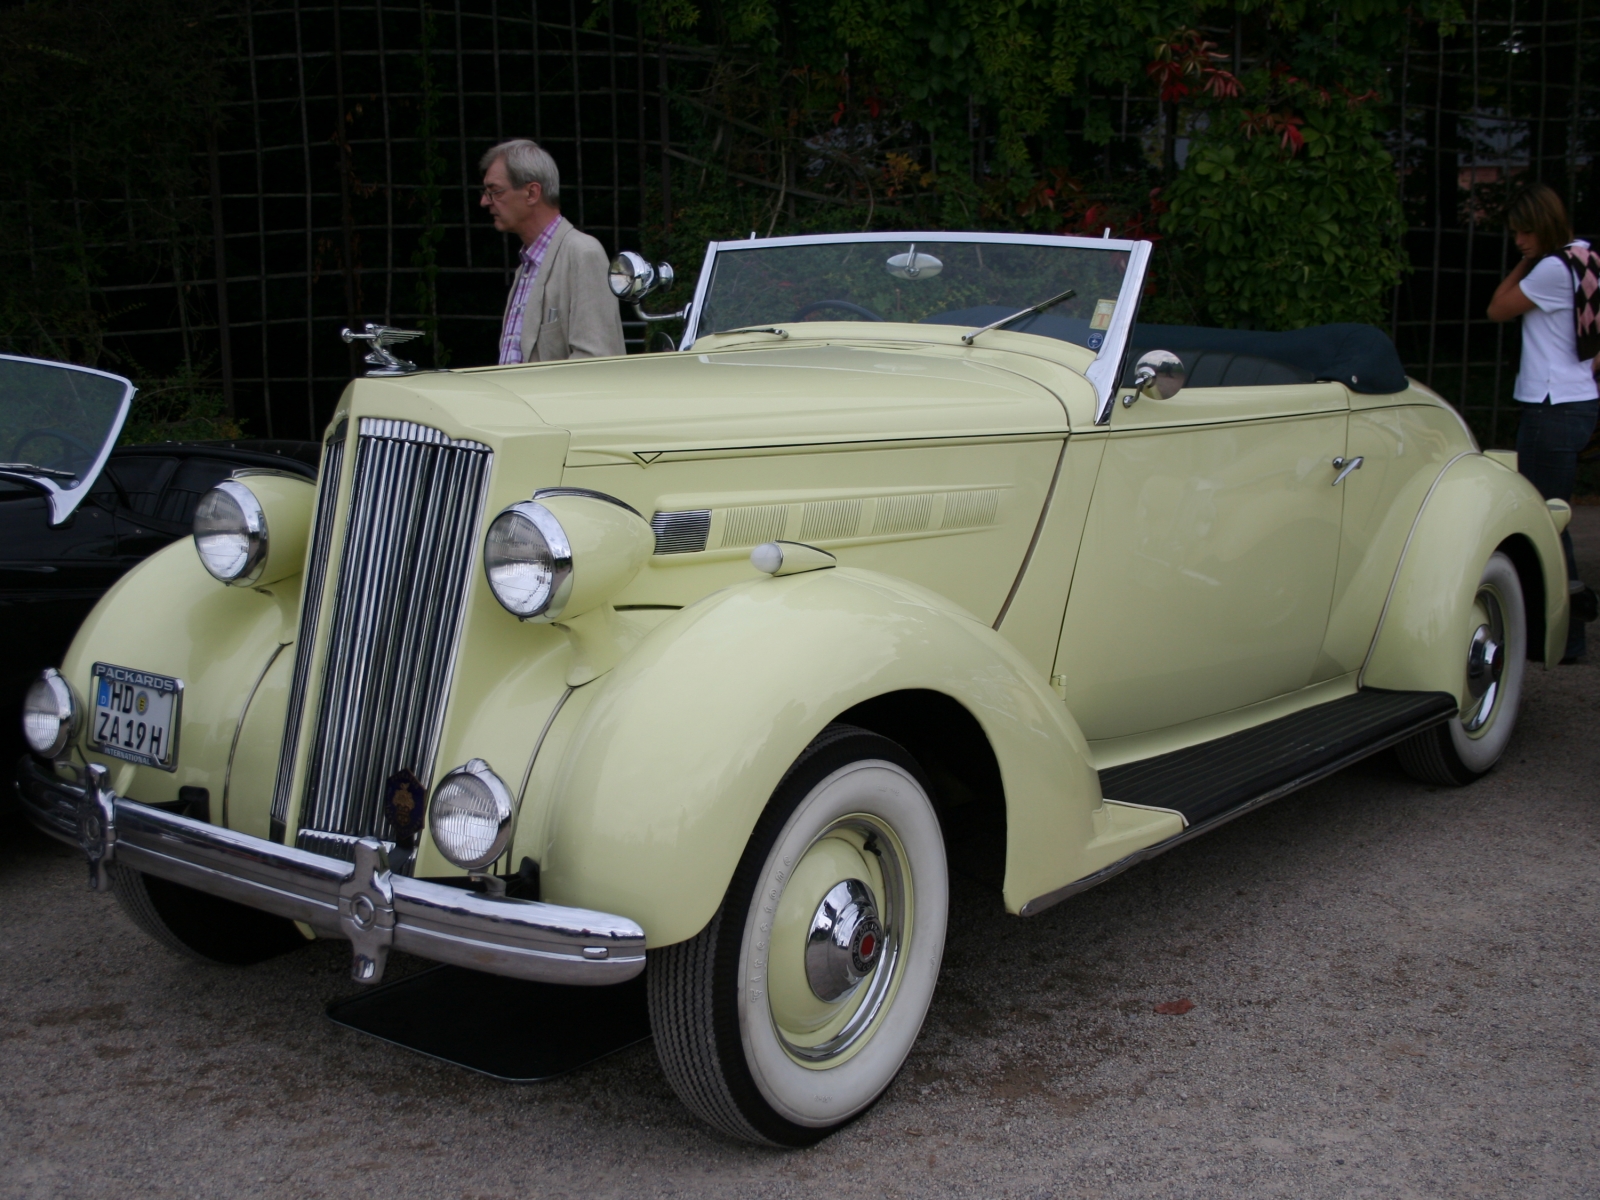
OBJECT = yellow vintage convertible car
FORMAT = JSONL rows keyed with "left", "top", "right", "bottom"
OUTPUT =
{"left": 17, "top": 232, "right": 1570, "bottom": 1144}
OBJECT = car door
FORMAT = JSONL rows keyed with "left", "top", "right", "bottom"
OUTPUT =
{"left": 1056, "top": 368, "right": 1350, "bottom": 742}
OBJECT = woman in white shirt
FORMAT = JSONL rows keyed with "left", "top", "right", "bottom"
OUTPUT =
{"left": 1488, "top": 183, "right": 1599, "bottom": 661}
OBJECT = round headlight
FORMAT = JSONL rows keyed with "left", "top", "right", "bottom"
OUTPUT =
{"left": 193, "top": 480, "right": 268, "bottom": 584}
{"left": 483, "top": 502, "right": 572, "bottom": 620}
{"left": 428, "top": 759, "right": 514, "bottom": 870}
{"left": 22, "top": 668, "right": 77, "bottom": 758}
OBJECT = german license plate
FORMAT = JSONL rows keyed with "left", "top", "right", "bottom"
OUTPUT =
{"left": 89, "top": 663, "right": 182, "bottom": 771}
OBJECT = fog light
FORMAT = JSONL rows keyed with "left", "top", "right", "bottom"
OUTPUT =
{"left": 428, "top": 759, "right": 514, "bottom": 870}
{"left": 22, "top": 668, "right": 76, "bottom": 758}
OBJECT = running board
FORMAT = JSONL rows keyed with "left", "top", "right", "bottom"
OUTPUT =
{"left": 1019, "top": 689, "right": 1456, "bottom": 916}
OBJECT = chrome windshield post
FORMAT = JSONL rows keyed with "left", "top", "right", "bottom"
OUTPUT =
{"left": 1086, "top": 238, "right": 1153, "bottom": 425}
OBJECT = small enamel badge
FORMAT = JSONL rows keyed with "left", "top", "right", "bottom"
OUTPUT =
{"left": 383, "top": 768, "right": 427, "bottom": 845}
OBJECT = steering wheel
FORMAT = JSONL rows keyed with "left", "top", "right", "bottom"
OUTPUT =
{"left": 794, "top": 299, "right": 886, "bottom": 322}
{"left": 10, "top": 427, "right": 96, "bottom": 465}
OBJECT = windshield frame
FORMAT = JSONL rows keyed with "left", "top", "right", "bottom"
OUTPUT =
{"left": 0, "top": 354, "right": 135, "bottom": 526}
{"left": 680, "top": 230, "right": 1150, "bottom": 422}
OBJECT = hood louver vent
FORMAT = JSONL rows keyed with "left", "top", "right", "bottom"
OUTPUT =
{"left": 651, "top": 509, "right": 711, "bottom": 554}
{"left": 650, "top": 488, "right": 1006, "bottom": 557}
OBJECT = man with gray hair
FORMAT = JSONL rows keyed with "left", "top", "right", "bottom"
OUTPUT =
{"left": 479, "top": 138, "right": 624, "bottom": 362}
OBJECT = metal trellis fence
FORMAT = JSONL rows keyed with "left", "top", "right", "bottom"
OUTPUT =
{"left": 85, "top": 1, "right": 1598, "bottom": 448}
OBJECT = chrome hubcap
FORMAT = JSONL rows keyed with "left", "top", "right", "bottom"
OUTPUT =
{"left": 766, "top": 814, "right": 909, "bottom": 1064}
{"left": 1463, "top": 589, "right": 1506, "bottom": 733}
{"left": 805, "top": 879, "right": 884, "bottom": 1002}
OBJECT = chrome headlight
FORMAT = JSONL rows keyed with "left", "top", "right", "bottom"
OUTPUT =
{"left": 193, "top": 479, "right": 268, "bottom": 584}
{"left": 428, "top": 759, "right": 514, "bottom": 870}
{"left": 22, "top": 668, "right": 77, "bottom": 758}
{"left": 483, "top": 501, "right": 573, "bottom": 621}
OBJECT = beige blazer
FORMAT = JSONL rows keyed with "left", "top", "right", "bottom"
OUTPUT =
{"left": 505, "top": 219, "right": 626, "bottom": 362}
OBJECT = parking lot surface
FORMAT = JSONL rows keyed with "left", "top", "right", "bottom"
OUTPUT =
{"left": 3, "top": 515, "right": 1597, "bottom": 1200}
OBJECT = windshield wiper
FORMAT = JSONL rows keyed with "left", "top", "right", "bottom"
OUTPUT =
{"left": 0, "top": 461, "right": 78, "bottom": 481}
{"left": 961, "top": 287, "right": 1078, "bottom": 346}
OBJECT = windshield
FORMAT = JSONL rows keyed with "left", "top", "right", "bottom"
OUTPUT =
{"left": 0, "top": 355, "right": 133, "bottom": 524}
{"left": 694, "top": 238, "right": 1133, "bottom": 353}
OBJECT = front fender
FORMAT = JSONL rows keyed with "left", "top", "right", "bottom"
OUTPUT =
{"left": 537, "top": 567, "right": 1103, "bottom": 947}
{"left": 59, "top": 537, "right": 300, "bottom": 809}
{"left": 1362, "top": 453, "right": 1568, "bottom": 698}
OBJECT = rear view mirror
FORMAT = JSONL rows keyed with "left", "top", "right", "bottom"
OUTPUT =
{"left": 1127, "top": 350, "right": 1186, "bottom": 406}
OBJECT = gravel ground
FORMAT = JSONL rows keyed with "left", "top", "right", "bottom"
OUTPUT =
{"left": 3, "top": 515, "right": 1597, "bottom": 1200}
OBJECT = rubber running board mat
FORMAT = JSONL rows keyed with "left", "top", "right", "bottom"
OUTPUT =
{"left": 326, "top": 965, "right": 651, "bottom": 1082}
{"left": 1098, "top": 689, "right": 1457, "bottom": 829}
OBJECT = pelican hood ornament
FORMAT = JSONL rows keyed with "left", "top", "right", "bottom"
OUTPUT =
{"left": 341, "top": 323, "right": 424, "bottom": 376}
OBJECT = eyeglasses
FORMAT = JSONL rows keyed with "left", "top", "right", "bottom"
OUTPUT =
{"left": 480, "top": 183, "right": 538, "bottom": 201}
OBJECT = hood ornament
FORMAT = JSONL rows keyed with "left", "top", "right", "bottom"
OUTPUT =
{"left": 341, "top": 323, "right": 424, "bottom": 376}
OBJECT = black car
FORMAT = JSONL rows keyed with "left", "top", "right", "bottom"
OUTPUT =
{"left": 1, "top": 354, "right": 316, "bottom": 765}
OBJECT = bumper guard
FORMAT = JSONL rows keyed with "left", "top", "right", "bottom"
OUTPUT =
{"left": 16, "top": 758, "right": 646, "bottom": 987}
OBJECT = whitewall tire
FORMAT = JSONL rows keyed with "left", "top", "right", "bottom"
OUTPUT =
{"left": 649, "top": 724, "right": 948, "bottom": 1145}
{"left": 1396, "top": 550, "right": 1527, "bottom": 786}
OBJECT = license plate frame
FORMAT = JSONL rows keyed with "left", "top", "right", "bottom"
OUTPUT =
{"left": 88, "top": 662, "right": 183, "bottom": 771}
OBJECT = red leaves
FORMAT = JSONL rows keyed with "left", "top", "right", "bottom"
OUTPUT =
{"left": 1154, "top": 998, "right": 1195, "bottom": 1015}
{"left": 1015, "top": 171, "right": 1165, "bottom": 242}
{"left": 1202, "top": 69, "right": 1242, "bottom": 100}
{"left": 831, "top": 92, "right": 881, "bottom": 125}
{"left": 1146, "top": 28, "right": 1236, "bottom": 105}
{"left": 1240, "top": 108, "right": 1306, "bottom": 155}
{"left": 1147, "top": 34, "right": 1377, "bottom": 163}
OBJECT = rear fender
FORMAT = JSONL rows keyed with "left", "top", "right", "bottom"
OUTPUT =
{"left": 537, "top": 567, "right": 1105, "bottom": 947}
{"left": 1361, "top": 454, "right": 1568, "bottom": 698}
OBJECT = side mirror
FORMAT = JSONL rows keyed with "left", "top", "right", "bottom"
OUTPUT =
{"left": 1126, "top": 349, "right": 1186, "bottom": 406}
{"left": 609, "top": 251, "right": 675, "bottom": 301}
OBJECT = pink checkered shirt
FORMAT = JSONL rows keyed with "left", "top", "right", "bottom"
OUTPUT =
{"left": 498, "top": 215, "right": 563, "bottom": 364}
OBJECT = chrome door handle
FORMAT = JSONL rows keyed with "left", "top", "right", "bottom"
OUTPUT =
{"left": 1331, "top": 455, "right": 1364, "bottom": 486}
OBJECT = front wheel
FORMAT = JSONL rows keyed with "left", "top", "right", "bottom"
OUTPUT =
{"left": 111, "top": 867, "right": 308, "bottom": 966}
{"left": 649, "top": 725, "right": 948, "bottom": 1145}
{"left": 1396, "top": 549, "right": 1527, "bottom": 786}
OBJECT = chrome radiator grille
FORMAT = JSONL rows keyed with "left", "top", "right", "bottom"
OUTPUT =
{"left": 269, "top": 422, "right": 347, "bottom": 841}
{"left": 270, "top": 417, "right": 492, "bottom": 860}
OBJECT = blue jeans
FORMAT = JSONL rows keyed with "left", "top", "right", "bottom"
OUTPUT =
{"left": 1517, "top": 397, "right": 1599, "bottom": 658}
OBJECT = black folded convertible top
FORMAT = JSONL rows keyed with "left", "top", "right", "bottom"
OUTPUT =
{"left": 924, "top": 306, "right": 1410, "bottom": 395}
{"left": 1126, "top": 322, "right": 1409, "bottom": 395}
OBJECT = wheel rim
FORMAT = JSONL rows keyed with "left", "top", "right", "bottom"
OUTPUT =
{"left": 1462, "top": 584, "right": 1507, "bottom": 735}
{"left": 764, "top": 813, "right": 910, "bottom": 1065}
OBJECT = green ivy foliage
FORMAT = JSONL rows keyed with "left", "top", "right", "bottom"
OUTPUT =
{"left": 634, "top": 0, "right": 1464, "bottom": 332}
{"left": 1159, "top": 77, "right": 1406, "bottom": 329}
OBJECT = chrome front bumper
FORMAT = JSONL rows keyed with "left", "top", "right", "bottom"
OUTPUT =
{"left": 15, "top": 758, "right": 646, "bottom": 987}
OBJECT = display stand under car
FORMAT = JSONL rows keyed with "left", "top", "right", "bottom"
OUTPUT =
{"left": 17, "top": 232, "right": 1573, "bottom": 1144}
